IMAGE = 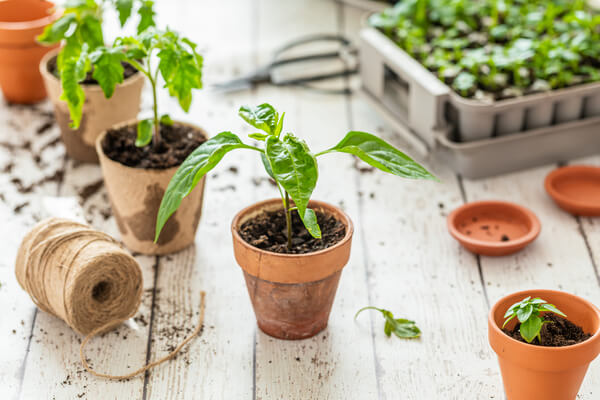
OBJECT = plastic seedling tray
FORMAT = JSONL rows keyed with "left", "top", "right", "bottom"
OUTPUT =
{"left": 360, "top": 27, "right": 600, "bottom": 179}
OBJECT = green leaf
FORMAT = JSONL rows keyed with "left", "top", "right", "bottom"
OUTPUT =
{"left": 249, "top": 133, "right": 269, "bottom": 141}
{"left": 319, "top": 131, "right": 436, "bottom": 181}
{"left": 540, "top": 303, "right": 567, "bottom": 318}
{"left": 520, "top": 315, "right": 543, "bottom": 343}
{"left": 115, "top": 0, "right": 133, "bottom": 27}
{"left": 160, "top": 114, "right": 173, "bottom": 126}
{"left": 59, "top": 48, "right": 91, "bottom": 128}
{"left": 300, "top": 208, "right": 322, "bottom": 239}
{"left": 265, "top": 134, "right": 318, "bottom": 233}
{"left": 502, "top": 313, "right": 516, "bottom": 329}
{"left": 137, "top": 0, "right": 156, "bottom": 34}
{"left": 239, "top": 104, "right": 279, "bottom": 135}
{"left": 274, "top": 112, "right": 285, "bottom": 137}
{"left": 156, "top": 132, "right": 259, "bottom": 241}
{"left": 79, "top": 14, "right": 104, "bottom": 50}
{"left": 136, "top": 119, "right": 153, "bottom": 147}
{"left": 260, "top": 152, "right": 276, "bottom": 180}
{"left": 355, "top": 306, "right": 421, "bottom": 339}
{"left": 390, "top": 318, "right": 421, "bottom": 339}
{"left": 89, "top": 46, "right": 126, "bottom": 98}
{"left": 516, "top": 304, "right": 534, "bottom": 323}
{"left": 160, "top": 50, "right": 202, "bottom": 112}
{"left": 37, "top": 14, "right": 76, "bottom": 44}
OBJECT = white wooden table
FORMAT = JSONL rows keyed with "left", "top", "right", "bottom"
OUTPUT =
{"left": 1, "top": 1, "right": 599, "bottom": 399}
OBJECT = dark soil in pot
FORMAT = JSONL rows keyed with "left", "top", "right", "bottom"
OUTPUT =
{"left": 101, "top": 122, "right": 206, "bottom": 169}
{"left": 503, "top": 314, "right": 592, "bottom": 347}
{"left": 239, "top": 209, "right": 346, "bottom": 254}
{"left": 47, "top": 56, "right": 138, "bottom": 84}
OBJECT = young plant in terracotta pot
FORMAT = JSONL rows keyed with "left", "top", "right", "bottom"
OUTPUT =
{"left": 37, "top": 0, "right": 155, "bottom": 162}
{"left": 0, "top": 0, "right": 61, "bottom": 103}
{"left": 95, "top": 27, "right": 206, "bottom": 255}
{"left": 156, "top": 103, "right": 436, "bottom": 339}
{"left": 489, "top": 289, "right": 600, "bottom": 400}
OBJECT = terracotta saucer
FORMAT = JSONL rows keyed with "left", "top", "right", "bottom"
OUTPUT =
{"left": 447, "top": 201, "right": 541, "bottom": 256}
{"left": 545, "top": 165, "right": 600, "bottom": 216}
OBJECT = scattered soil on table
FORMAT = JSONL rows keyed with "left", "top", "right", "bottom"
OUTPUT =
{"left": 503, "top": 314, "right": 592, "bottom": 347}
{"left": 48, "top": 56, "right": 138, "bottom": 84}
{"left": 239, "top": 209, "right": 346, "bottom": 254}
{"left": 102, "top": 122, "right": 206, "bottom": 169}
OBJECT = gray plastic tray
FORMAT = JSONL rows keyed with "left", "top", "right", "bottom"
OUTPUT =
{"left": 361, "top": 88, "right": 600, "bottom": 179}
{"left": 360, "top": 27, "right": 600, "bottom": 144}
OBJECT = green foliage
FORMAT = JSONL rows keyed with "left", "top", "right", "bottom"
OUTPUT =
{"left": 113, "top": 28, "right": 203, "bottom": 147}
{"left": 355, "top": 306, "right": 421, "bottom": 339}
{"left": 156, "top": 103, "right": 436, "bottom": 248}
{"left": 371, "top": 0, "right": 600, "bottom": 100}
{"left": 503, "top": 296, "right": 567, "bottom": 343}
{"left": 37, "top": 0, "right": 156, "bottom": 127}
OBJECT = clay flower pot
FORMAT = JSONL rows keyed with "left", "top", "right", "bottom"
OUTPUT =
{"left": 0, "top": 0, "right": 60, "bottom": 103}
{"left": 96, "top": 121, "right": 207, "bottom": 255}
{"left": 489, "top": 289, "right": 600, "bottom": 400}
{"left": 41, "top": 48, "right": 145, "bottom": 163}
{"left": 231, "top": 198, "right": 354, "bottom": 340}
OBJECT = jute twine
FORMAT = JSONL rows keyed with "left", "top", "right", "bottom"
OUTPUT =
{"left": 15, "top": 218, "right": 206, "bottom": 380}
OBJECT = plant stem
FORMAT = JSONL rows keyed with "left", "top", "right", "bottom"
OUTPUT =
{"left": 284, "top": 191, "right": 292, "bottom": 251}
{"left": 147, "top": 55, "right": 161, "bottom": 149}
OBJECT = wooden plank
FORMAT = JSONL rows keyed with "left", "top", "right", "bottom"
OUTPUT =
{"left": 342, "top": 4, "right": 499, "bottom": 398}
{"left": 575, "top": 155, "right": 600, "bottom": 287}
{"left": 461, "top": 161, "right": 600, "bottom": 399}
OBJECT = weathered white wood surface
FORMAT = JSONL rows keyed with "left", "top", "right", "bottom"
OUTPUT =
{"left": 0, "top": 0, "right": 599, "bottom": 399}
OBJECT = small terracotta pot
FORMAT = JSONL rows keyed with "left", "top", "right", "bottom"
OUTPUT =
{"left": 231, "top": 199, "right": 354, "bottom": 340}
{"left": 0, "top": 0, "right": 60, "bottom": 103}
{"left": 96, "top": 121, "right": 207, "bottom": 255}
{"left": 41, "top": 48, "right": 145, "bottom": 163}
{"left": 489, "top": 289, "right": 600, "bottom": 400}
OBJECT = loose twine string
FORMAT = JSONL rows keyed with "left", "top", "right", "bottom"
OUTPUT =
{"left": 16, "top": 218, "right": 206, "bottom": 380}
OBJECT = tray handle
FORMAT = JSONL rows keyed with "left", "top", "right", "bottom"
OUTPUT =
{"left": 360, "top": 28, "right": 451, "bottom": 147}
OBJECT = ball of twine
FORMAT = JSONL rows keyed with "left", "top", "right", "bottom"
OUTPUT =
{"left": 15, "top": 218, "right": 206, "bottom": 380}
{"left": 15, "top": 218, "right": 143, "bottom": 335}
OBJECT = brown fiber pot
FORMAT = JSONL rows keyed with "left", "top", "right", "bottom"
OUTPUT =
{"left": 96, "top": 121, "right": 207, "bottom": 255}
{"left": 0, "top": 0, "right": 60, "bottom": 103}
{"left": 489, "top": 289, "right": 600, "bottom": 400}
{"left": 41, "top": 48, "right": 145, "bottom": 163}
{"left": 231, "top": 199, "right": 354, "bottom": 340}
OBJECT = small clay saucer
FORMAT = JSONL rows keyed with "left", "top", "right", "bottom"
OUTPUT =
{"left": 545, "top": 165, "right": 600, "bottom": 216}
{"left": 447, "top": 201, "right": 541, "bottom": 256}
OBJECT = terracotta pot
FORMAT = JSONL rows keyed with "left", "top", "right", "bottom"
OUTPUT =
{"left": 0, "top": 0, "right": 60, "bottom": 103}
{"left": 545, "top": 165, "right": 600, "bottom": 216}
{"left": 231, "top": 199, "right": 354, "bottom": 340}
{"left": 96, "top": 121, "right": 207, "bottom": 255}
{"left": 41, "top": 48, "right": 145, "bottom": 163}
{"left": 489, "top": 289, "right": 600, "bottom": 400}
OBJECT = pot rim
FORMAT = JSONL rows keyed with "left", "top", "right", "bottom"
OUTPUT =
{"left": 489, "top": 289, "right": 600, "bottom": 352}
{"left": 0, "top": 3, "right": 62, "bottom": 32}
{"left": 40, "top": 47, "right": 145, "bottom": 92}
{"left": 231, "top": 198, "right": 354, "bottom": 259}
{"left": 544, "top": 165, "right": 600, "bottom": 213}
{"left": 447, "top": 200, "right": 541, "bottom": 250}
{"left": 95, "top": 119, "right": 209, "bottom": 172}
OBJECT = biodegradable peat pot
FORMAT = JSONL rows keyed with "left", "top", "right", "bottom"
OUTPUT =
{"left": 96, "top": 121, "right": 207, "bottom": 255}
{"left": 489, "top": 289, "right": 600, "bottom": 400}
{"left": 41, "top": 49, "right": 145, "bottom": 163}
{"left": 231, "top": 199, "right": 354, "bottom": 340}
{"left": 0, "top": 0, "right": 60, "bottom": 103}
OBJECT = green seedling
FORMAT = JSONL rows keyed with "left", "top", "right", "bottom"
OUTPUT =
{"left": 503, "top": 296, "right": 567, "bottom": 343}
{"left": 37, "top": 0, "right": 156, "bottom": 127}
{"left": 370, "top": 0, "right": 600, "bottom": 99}
{"left": 155, "top": 103, "right": 436, "bottom": 249}
{"left": 355, "top": 306, "right": 421, "bottom": 339}
{"left": 58, "top": 27, "right": 203, "bottom": 145}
